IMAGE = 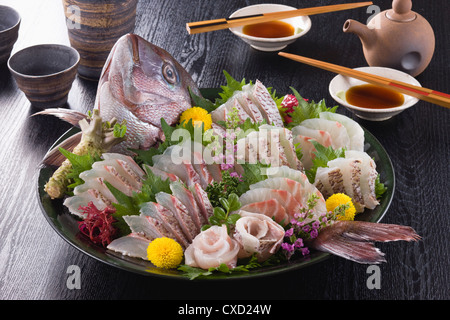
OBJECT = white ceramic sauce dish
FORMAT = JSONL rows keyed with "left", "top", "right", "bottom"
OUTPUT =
{"left": 329, "top": 66, "right": 421, "bottom": 121}
{"left": 229, "top": 4, "right": 311, "bottom": 52}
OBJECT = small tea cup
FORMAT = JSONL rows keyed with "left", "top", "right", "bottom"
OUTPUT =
{"left": 0, "top": 5, "right": 21, "bottom": 64}
{"left": 8, "top": 44, "right": 80, "bottom": 108}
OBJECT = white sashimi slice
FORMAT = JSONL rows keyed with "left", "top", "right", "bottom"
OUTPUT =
{"left": 152, "top": 154, "right": 202, "bottom": 187}
{"left": 314, "top": 150, "right": 380, "bottom": 213}
{"left": 345, "top": 150, "right": 379, "bottom": 209}
{"left": 259, "top": 125, "right": 303, "bottom": 170}
{"left": 211, "top": 95, "right": 251, "bottom": 124}
{"left": 291, "top": 126, "right": 333, "bottom": 147}
{"left": 102, "top": 153, "right": 146, "bottom": 178}
{"left": 189, "top": 183, "right": 213, "bottom": 222}
{"left": 64, "top": 153, "right": 144, "bottom": 217}
{"left": 265, "top": 165, "right": 309, "bottom": 185}
{"left": 234, "top": 211, "right": 285, "bottom": 261}
{"left": 239, "top": 188, "right": 302, "bottom": 219}
{"left": 107, "top": 233, "right": 150, "bottom": 260}
{"left": 235, "top": 91, "right": 265, "bottom": 123}
{"left": 319, "top": 112, "right": 365, "bottom": 152}
{"left": 63, "top": 189, "right": 112, "bottom": 218}
{"left": 292, "top": 126, "right": 334, "bottom": 170}
{"left": 211, "top": 103, "right": 227, "bottom": 123}
{"left": 73, "top": 176, "right": 117, "bottom": 200}
{"left": 300, "top": 118, "right": 351, "bottom": 150}
{"left": 142, "top": 164, "right": 179, "bottom": 182}
{"left": 292, "top": 135, "right": 315, "bottom": 170}
{"left": 184, "top": 225, "right": 240, "bottom": 269}
{"left": 170, "top": 181, "right": 205, "bottom": 230}
{"left": 314, "top": 166, "right": 342, "bottom": 199}
{"left": 326, "top": 157, "right": 365, "bottom": 209}
{"left": 236, "top": 130, "right": 270, "bottom": 165}
{"left": 240, "top": 199, "right": 289, "bottom": 225}
{"left": 227, "top": 97, "right": 251, "bottom": 122}
{"left": 264, "top": 166, "right": 327, "bottom": 214}
{"left": 123, "top": 215, "right": 169, "bottom": 241}
{"left": 78, "top": 156, "right": 143, "bottom": 196}
{"left": 250, "top": 177, "right": 326, "bottom": 219}
{"left": 155, "top": 192, "right": 198, "bottom": 242}
{"left": 140, "top": 202, "right": 190, "bottom": 248}
{"left": 244, "top": 81, "right": 284, "bottom": 127}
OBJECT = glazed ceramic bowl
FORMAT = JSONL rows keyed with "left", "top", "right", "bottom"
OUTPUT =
{"left": 329, "top": 67, "right": 421, "bottom": 121}
{"left": 0, "top": 5, "right": 21, "bottom": 64}
{"left": 229, "top": 4, "right": 311, "bottom": 52}
{"left": 8, "top": 44, "right": 80, "bottom": 108}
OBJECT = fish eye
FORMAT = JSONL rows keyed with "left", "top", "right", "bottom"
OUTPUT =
{"left": 162, "top": 62, "right": 178, "bottom": 85}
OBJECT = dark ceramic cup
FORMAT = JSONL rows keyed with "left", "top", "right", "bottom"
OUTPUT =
{"left": 8, "top": 44, "right": 80, "bottom": 108}
{"left": 0, "top": 5, "right": 21, "bottom": 64}
{"left": 62, "top": 0, "right": 138, "bottom": 80}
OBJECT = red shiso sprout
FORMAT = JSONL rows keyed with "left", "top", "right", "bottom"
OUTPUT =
{"left": 78, "top": 202, "right": 118, "bottom": 247}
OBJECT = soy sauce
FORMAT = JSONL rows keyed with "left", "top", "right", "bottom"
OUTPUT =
{"left": 242, "top": 20, "right": 294, "bottom": 38}
{"left": 345, "top": 84, "right": 405, "bottom": 109}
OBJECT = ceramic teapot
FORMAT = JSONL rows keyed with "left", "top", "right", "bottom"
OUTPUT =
{"left": 343, "top": 0, "right": 435, "bottom": 77}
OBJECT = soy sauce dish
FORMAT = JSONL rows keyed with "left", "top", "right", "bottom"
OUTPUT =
{"left": 329, "top": 67, "right": 422, "bottom": 121}
{"left": 229, "top": 4, "right": 311, "bottom": 52}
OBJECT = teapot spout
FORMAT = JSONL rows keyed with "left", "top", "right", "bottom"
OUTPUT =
{"left": 343, "top": 19, "right": 376, "bottom": 49}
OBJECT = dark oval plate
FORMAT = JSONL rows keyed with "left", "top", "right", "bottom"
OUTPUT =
{"left": 36, "top": 88, "right": 395, "bottom": 280}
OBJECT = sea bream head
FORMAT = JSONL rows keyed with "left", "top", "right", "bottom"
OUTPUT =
{"left": 95, "top": 33, "right": 200, "bottom": 151}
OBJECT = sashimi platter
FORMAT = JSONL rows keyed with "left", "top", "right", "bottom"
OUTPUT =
{"left": 37, "top": 34, "right": 419, "bottom": 279}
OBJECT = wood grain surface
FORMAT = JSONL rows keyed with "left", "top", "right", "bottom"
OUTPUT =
{"left": 0, "top": 0, "right": 448, "bottom": 301}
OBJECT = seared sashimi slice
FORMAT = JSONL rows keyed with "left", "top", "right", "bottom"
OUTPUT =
{"left": 239, "top": 188, "right": 302, "bottom": 219}
{"left": 106, "top": 233, "right": 150, "bottom": 260}
{"left": 240, "top": 199, "right": 289, "bottom": 226}
{"left": 155, "top": 192, "right": 198, "bottom": 242}
{"left": 140, "top": 202, "right": 190, "bottom": 248}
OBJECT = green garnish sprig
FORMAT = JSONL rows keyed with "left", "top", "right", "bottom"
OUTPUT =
{"left": 202, "top": 193, "right": 241, "bottom": 233}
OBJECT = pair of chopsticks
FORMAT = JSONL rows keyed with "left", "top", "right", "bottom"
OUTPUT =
{"left": 278, "top": 52, "right": 450, "bottom": 109}
{"left": 186, "top": 1, "right": 373, "bottom": 34}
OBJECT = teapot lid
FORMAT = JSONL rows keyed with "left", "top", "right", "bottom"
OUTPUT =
{"left": 386, "top": 0, "right": 416, "bottom": 22}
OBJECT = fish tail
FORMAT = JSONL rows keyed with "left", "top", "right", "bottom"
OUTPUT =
{"left": 309, "top": 221, "right": 421, "bottom": 264}
{"left": 33, "top": 108, "right": 89, "bottom": 127}
{"left": 41, "top": 131, "right": 82, "bottom": 166}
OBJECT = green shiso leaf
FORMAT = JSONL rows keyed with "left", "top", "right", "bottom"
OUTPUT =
{"left": 287, "top": 87, "right": 338, "bottom": 128}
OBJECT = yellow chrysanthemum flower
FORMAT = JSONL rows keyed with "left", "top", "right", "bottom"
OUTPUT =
{"left": 179, "top": 107, "right": 212, "bottom": 131}
{"left": 325, "top": 193, "right": 356, "bottom": 221}
{"left": 147, "top": 237, "right": 183, "bottom": 269}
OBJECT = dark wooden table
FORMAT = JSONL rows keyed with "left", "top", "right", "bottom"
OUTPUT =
{"left": 0, "top": 0, "right": 448, "bottom": 302}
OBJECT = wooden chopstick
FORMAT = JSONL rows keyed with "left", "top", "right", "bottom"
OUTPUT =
{"left": 187, "top": 2, "right": 373, "bottom": 35}
{"left": 278, "top": 52, "right": 450, "bottom": 109}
